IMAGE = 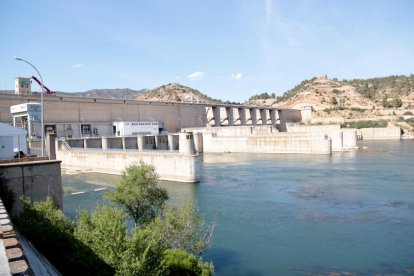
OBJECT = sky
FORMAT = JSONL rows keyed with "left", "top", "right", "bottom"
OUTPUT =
{"left": 1, "top": 0, "right": 413, "bottom": 102}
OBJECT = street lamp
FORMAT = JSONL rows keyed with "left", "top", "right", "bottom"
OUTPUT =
{"left": 13, "top": 56, "right": 44, "bottom": 156}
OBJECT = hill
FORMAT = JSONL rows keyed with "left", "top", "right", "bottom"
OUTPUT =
{"left": 135, "top": 83, "right": 221, "bottom": 104}
{"left": 248, "top": 74, "right": 414, "bottom": 124}
{"left": 56, "top": 88, "right": 147, "bottom": 100}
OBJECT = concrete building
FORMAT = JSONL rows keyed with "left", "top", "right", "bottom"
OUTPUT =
{"left": 14, "top": 77, "right": 31, "bottom": 95}
{"left": 10, "top": 103, "right": 42, "bottom": 140}
{"left": 0, "top": 123, "right": 27, "bottom": 159}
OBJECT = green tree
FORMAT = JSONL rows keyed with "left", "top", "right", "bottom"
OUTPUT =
{"left": 75, "top": 205, "right": 128, "bottom": 269}
{"left": 144, "top": 201, "right": 216, "bottom": 257}
{"left": 106, "top": 162, "right": 169, "bottom": 226}
{"left": 161, "top": 249, "right": 214, "bottom": 276}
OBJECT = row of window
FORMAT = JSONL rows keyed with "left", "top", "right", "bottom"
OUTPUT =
{"left": 132, "top": 132, "right": 153, "bottom": 135}
{"left": 130, "top": 122, "right": 158, "bottom": 126}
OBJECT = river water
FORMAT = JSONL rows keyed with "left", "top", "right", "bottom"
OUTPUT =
{"left": 62, "top": 140, "right": 414, "bottom": 275}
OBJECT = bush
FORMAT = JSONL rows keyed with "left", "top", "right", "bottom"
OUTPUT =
{"left": 351, "top": 107, "right": 365, "bottom": 112}
{"left": 323, "top": 108, "right": 332, "bottom": 114}
{"left": 403, "top": 111, "right": 413, "bottom": 115}
{"left": 14, "top": 197, "right": 114, "bottom": 275}
{"left": 161, "top": 249, "right": 214, "bottom": 276}
{"left": 340, "top": 120, "right": 388, "bottom": 129}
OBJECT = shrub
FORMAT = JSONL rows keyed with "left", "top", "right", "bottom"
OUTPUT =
{"left": 14, "top": 197, "right": 114, "bottom": 275}
{"left": 340, "top": 120, "right": 388, "bottom": 129}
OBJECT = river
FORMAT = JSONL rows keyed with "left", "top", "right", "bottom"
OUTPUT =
{"left": 62, "top": 140, "right": 414, "bottom": 275}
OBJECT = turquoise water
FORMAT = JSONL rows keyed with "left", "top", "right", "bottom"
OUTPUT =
{"left": 62, "top": 140, "right": 414, "bottom": 275}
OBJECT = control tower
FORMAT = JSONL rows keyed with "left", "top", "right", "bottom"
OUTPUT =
{"left": 15, "top": 77, "right": 31, "bottom": 95}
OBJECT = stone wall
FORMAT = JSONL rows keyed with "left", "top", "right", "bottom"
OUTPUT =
{"left": 0, "top": 160, "right": 62, "bottom": 214}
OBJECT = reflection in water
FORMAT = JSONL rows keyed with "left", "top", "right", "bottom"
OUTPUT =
{"left": 63, "top": 140, "right": 414, "bottom": 275}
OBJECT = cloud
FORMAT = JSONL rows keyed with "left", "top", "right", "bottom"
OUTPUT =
{"left": 74, "top": 63, "right": 84, "bottom": 68}
{"left": 186, "top": 71, "right": 205, "bottom": 81}
{"left": 231, "top": 73, "right": 243, "bottom": 80}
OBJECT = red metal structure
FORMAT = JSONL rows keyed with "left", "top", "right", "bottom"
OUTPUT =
{"left": 31, "top": 75, "right": 55, "bottom": 94}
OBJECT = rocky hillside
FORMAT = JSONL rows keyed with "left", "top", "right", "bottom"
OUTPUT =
{"left": 249, "top": 75, "right": 414, "bottom": 123}
{"left": 56, "top": 88, "right": 147, "bottom": 100}
{"left": 135, "top": 83, "right": 221, "bottom": 104}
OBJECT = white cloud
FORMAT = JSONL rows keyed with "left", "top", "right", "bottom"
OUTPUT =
{"left": 74, "top": 63, "right": 84, "bottom": 68}
{"left": 187, "top": 71, "right": 205, "bottom": 81}
{"left": 231, "top": 73, "right": 243, "bottom": 80}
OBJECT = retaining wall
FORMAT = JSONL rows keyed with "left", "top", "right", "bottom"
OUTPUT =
{"left": 56, "top": 149, "right": 200, "bottom": 183}
{"left": 357, "top": 127, "right": 401, "bottom": 140}
{"left": 0, "top": 160, "right": 62, "bottom": 214}
{"left": 286, "top": 124, "right": 358, "bottom": 150}
{"left": 202, "top": 133, "right": 332, "bottom": 154}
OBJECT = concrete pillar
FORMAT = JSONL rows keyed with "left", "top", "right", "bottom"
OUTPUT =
{"left": 260, "top": 109, "right": 267, "bottom": 125}
{"left": 250, "top": 108, "right": 257, "bottom": 125}
{"left": 137, "top": 136, "right": 144, "bottom": 151}
{"left": 101, "top": 137, "right": 108, "bottom": 150}
{"left": 167, "top": 134, "right": 178, "bottom": 151}
{"left": 46, "top": 133, "right": 56, "bottom": 160}
{"left": 277, "top": 110, "right": 286, "bottom": 132}
{"left": 83, "top": 138, "right": 87, "bottom": 149}
{"left": 154, "top": 135, "right": 159, "bottom": 149}
{"left": 238, "top": 108, "right": 246, "bottom": 126}
{"left": 226, "top": 107, "right": 234, "bottom": 126}
{"left": 193, "top": 133, "right": 203, "bottom": 153}
{"left": 269, "top": 109, "right": 277, "bottom": 126}
{"left": 121, "top": 137, "right": 126, "bottom": 150}
{"left": 212, "top": 106, "right": 221, "bottom": 127}
{"left": 179, "top": 132, "right": 196, "bottom": 155}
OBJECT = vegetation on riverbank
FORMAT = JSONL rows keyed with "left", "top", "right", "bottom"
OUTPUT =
{"left": 14, "top": 162, "right": 215, "bottom": 275}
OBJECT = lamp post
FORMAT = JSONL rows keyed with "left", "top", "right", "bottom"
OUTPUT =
{"left": 13, "top": 56, "right": 44, "bottom": 156}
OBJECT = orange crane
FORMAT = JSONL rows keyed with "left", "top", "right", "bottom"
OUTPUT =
{"left": 31, "top": 75, "right": 56, "bottom": 94}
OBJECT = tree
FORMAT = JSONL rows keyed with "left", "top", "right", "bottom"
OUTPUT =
{"left": 75, "top": 205, "right": 128, "bottom": 269}
{"left": 143, "top": 201, "right": 216, "bottom": 257}
{"left": 117, "top": 202, "right": 215, "bottom": 276}
{"left": 161, "top": 249, "right": 214, "bottom": 276}
{"left": 106, "top": 162, "right": 169, "bottom": 226}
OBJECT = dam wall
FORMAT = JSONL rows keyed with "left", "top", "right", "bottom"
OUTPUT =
{"left": 357, "top": 127, "right": 401, "bottom": 140}
{"left": 0, "top": 94, "right": 301, "bottom": 139}
{"left": 202, "top": 132, "right": 332, "bottom": 155}
{"left": 286, "top": 124, "right": 357, "bottom": 150}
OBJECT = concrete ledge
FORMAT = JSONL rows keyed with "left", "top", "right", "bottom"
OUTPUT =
{"left": 0, "top": 200, "right": 33, "bottom": 275}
